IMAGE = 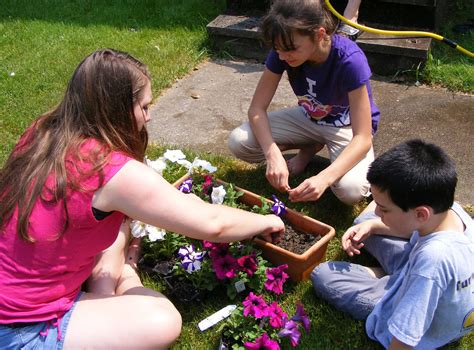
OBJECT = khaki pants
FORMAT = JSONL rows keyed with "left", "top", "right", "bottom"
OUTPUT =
{"left": 228, "top": 107, "right": 374, "bottom": 204}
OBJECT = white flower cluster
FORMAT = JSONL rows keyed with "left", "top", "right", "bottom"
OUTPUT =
{"left": 130, "top": 220, "right": 166, "bottom": 242}
{"left": 144, "top": 149, "right": 217, "bottom": 175}
{"left": 130, "top": 149, "right": 218, "bottom": 240}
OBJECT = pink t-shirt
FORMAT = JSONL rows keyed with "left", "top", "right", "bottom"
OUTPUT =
{"left": 0, "top": 140, "right": 133, "bottom": 323}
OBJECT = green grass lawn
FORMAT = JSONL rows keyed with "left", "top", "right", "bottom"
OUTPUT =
{"left": 1, "top": 1, "right": 472, "bottom": 349}
{"left": 421, "top": 1, "right": 474, "bottom": 92}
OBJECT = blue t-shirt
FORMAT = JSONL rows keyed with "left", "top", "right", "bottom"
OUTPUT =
{"left": 366, "top": 203, "right": 474, "bottom": 349}
{"left": 265, "top": 34, "right": 380, "bottom": 134}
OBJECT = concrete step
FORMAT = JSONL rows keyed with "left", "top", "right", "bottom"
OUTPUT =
{"left": 356, "top": 29, "right": 432, "bottom": 75}
{"left": 207, "top": 14, "right": 433, "bottom": 75}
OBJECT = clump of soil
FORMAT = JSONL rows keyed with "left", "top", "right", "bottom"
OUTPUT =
{"left": 274, "top": 220, "right": 321, "bottom": 255}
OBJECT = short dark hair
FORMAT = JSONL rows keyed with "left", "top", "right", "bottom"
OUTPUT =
{"left": 367, "top": 139, "right": 457, "bottom": 213}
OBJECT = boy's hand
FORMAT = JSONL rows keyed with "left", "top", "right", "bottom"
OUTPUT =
{"left": 341, "top": 221, "right": 373, "bottom": 256}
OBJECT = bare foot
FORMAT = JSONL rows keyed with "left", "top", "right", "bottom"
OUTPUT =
{"left": 287, "top": 145, "right": 323, "bottom": 176}
{"left": 126, "top": 237, "right": 142, "bottom": 270}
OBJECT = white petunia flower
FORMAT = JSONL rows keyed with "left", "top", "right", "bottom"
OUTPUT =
{"left": 145, "top": 156, "right": 167, "bottom": 175}
{"left": 163, "top": 149, "right": 186, "bottom": 163}
{"left": 177, "top": 158, "right": 192, "bottom": 169}
{"left": 211, "top": 185, "right": 226, "bottom": 205}
{"left": 147, "top": 226, "right": 166, "bottom": 242}
{"left": 130, "top": 220, "right": 147, "bottom": 238}
{"left": 190, "top": 158, "right": 217, "bottom": 174}
{"left": 130, "top": 220, "right": 166, "bottom": 241}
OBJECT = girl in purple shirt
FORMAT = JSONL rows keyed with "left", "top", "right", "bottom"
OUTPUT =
{"left": 229, "top": 0, "right": 380, "bottom": 205}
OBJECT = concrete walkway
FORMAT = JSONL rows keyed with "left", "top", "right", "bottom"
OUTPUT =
{"left": 148, "top": 59, "right": 474, "bottom": 205}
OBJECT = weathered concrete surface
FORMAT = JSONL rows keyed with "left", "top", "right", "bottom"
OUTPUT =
{"left": 148, "top": 59, "right": 474, "bottom": 205}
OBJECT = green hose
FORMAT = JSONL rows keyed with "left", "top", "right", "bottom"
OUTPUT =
{"left": 324, "top": 0, "right": 474, "bottom": 58}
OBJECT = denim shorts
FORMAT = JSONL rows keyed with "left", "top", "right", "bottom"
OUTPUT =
{"left": 0, "top": 292, "right": 83, "bottom": 350}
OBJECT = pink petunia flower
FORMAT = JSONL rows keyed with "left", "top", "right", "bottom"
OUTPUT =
{"left": 242, "top": 292, "right": 268, "bottom": 319}
{"left": 266, "top": 302, "right": 287, "bottom": 329}
{"left": 264, "top": 264, "right": 289, "bottom": 295}
{"left": 212, "top": 254, "right": 237, "bottom": 280}
{"left": 202, "top": 240, "right": 214, "bottom": 250}
{"left": 237, "top": 254, "right": 258, "bottom": 276}
{"left": 291, "top": 302, "right": 310, "bottom": 333}
{"left": 278, "top": 320, "right": 301, "bottom": 347}
{"left": 207, "top": 242, "right": 231, "bottom": 260}
{"left": 244, "top": 333, "right": 281, "bottom": 350}
{"left": 202, "top": 175, "right": 214, "bottom": 194}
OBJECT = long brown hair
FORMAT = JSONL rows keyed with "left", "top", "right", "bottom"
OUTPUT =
{"left": 0, "top": 49, "right": 150, "bottom": 241}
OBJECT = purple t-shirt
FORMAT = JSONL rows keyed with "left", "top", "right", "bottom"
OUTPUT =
{"left": 265, "top": 34, "right": 380, "bottom": 134}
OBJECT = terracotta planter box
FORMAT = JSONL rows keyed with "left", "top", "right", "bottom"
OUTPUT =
{"left": 173, "top": 174, "right": 336, "bottom": 282}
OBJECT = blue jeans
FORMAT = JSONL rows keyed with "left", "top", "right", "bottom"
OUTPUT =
{"left": 0, "top": 292, "right": 82, "bottom": 350}
{"left": 311, "top": 212, "right": 412, "bottom": 320}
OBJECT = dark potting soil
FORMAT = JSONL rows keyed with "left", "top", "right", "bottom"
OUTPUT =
{"left": 273, "top": 220, "right": 321, "bottom": 255}
{"left": 139, "top": 258, "right": 208, "bottom": 303}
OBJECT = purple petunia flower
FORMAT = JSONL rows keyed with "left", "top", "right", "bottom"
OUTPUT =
{"left": 178, "top": 178, "right": 193, "bottom": 193}
{"left": 271, "top": 195, "right": 286, "bottom": 217}
{"left": 266, "top": 302, "right": 288, "bottom": 329}
{"left": 242, "top": 292, "right": 268, "bottom": 319}
{"left": 278, "top": 320, "right": 301, "bottom": 347}
{"left": 212, "top": 254, "right": 237, "bottom": 280}
{"left": 178, "top": 245, "right": 205, "bottom": 273}
{"left": 291, "top": 302, "right": 310, "bottom": 333}
{"left": 264, "top": 264, "right": 289, "bottom": 295}
{"left": 244, "top": 333, "right": 281, "bottom": 350}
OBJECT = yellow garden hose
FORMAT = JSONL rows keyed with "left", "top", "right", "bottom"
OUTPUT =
{"left": 324, "top": 0, "right": 474, "bottom": 58}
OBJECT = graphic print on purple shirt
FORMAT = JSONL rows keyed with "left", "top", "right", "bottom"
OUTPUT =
{"left": 265, "top": 35, "right": 380, "bottom": 133}
{"left": 297, "top": 94, "right": 350, "bottom": 126}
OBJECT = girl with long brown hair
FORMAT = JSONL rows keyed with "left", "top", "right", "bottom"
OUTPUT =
{"left": 0, "top": 49, "right": 284, "bottom": 349}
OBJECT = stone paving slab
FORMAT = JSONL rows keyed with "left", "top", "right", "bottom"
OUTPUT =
{"left": 148, "top": 59, "right": 474, "bottom": 205}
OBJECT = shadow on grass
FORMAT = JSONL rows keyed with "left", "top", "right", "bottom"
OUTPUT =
{"left": 221, "top": 154, "right": 357, "bottom": 231}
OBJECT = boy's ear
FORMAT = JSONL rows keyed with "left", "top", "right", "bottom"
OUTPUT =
{"left": 414, "top": 206, "right": 431, "bottom": 223}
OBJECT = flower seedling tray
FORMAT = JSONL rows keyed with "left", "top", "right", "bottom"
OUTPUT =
{"left": 173, "top": 174, "right": 335, "bottom": 282}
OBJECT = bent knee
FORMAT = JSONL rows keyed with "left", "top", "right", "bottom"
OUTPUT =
{"left": 310, "top": 262, "right": 333, "bottom": 294}
{"left": 228, "top": 126, "right": 248, "bottom": 158}
{"left": 228, "top": 124, "right": 264, "bottom": 163}
{"left": 152, "top": 304, "right": 182, "bottom": 346}
{"left": 139, "top": 299, "right": 182, "bottom": 347}
{"left": 331, "top": 177, "right": 370, "bottom": 205}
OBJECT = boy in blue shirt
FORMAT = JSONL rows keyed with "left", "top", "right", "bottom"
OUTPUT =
{"left": 311, "top": 139, "right": 473, "bottom": 349}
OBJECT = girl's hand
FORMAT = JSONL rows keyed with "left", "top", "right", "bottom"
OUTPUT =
{"left": 287, "top": 174, "right": 330, "bottom": 202}
{"left": 341, "top": 221, "right": 373, "bottom": 256}
{"left": 265, "top": 152, "right": 290, "bottom": 193}
{"left": 257, "top": 214, "right": 285, "bottom": 243}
